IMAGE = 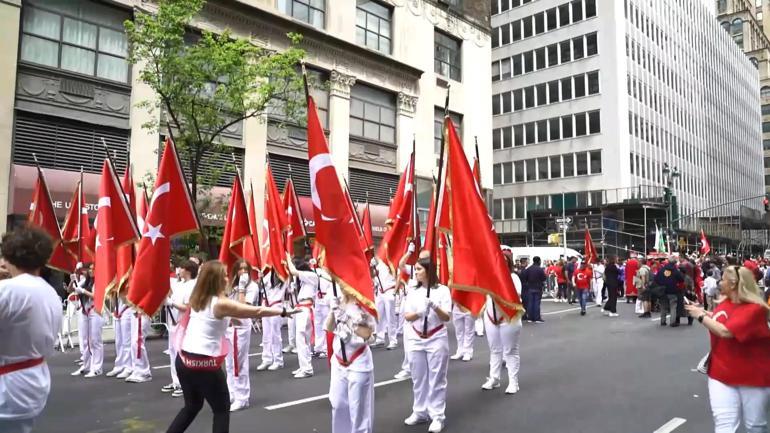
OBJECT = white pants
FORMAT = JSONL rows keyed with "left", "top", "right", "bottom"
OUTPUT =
{"left": 474, "top": 317, "right": 485, "bottom": 336}
{"left": 130, "top": 313, "right": 151, "bottom": 378}
{"left": 484, "top": 315, "right": 521, "bottom": 384}
{"left": 0, "top": 419, "right": 34, "bottom": 433}
{"left": 261, "top": 316, "right": 283, "bottom": 366}
{"left": 708, "top": 378, "right": 769, "bottom": 433}
{"left": 592, "top": 279, "right": 603, "bottom": 304}
{"left": 295, "top": 307, "right": 314, "bottom": 374}
{"left": 226, "top": 326, "right": 252, "bottom": 404}
{"left": 376, "top": 291, "right": 398, "bottom": 345}
{"left": 79, "top": 310, "right": 104, "bottom": 373}
{"left": 113, "top": 313, "right": 132, "bottom": 371}
{"left": 168, "top": 323, "right": 179, "bottom": 386}
{"left": 452, "top": 310, "right": 474, "bottom": 357}
{"left": 287, "top": 315, "right": 296, "bottom": 347}
{"left": 329, "top": 362, "right": 374, "bottom": 433}
{"left": 314, "top": 304, "right": 330, "bottom": 354}
{"left": 408, "top": 340, "right": 449, "bottom": 421}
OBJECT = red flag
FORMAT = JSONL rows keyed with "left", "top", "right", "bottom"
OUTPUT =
{"left": 264, "top": 164, "right": 290, "bottom": 281}
{"left": 28, "top": 167, "right": 74, "bottom": 272}
{"left": 377, "top": 152, "right": 419, "bottom": 274}
{"left": 444, "top": 118, "right": 523, "bottom": 319}
{"left": 218, "top": 175, "right": 251, "bottom": 276}
{"left": 472, "top": 157, "right": 481, "bottom": 189}
{"left": 137, "top": 187, "right": 149, "bottom": 233}
{"left": 360, "top": 201, "right": 374, "bottom": 261}
{"left": 116, "top": 166, "right": 137, "bottom": 292}
{"left": 307, "top": 94, "right": 376, "bottom": 317}
{"left": 437, "top": 231, "right": 450, "bottom": 285}
{"left": 283, "top": 178, "right": 307, "bottom": 256}
{"left": 342, "top": 185, "right": 370, "bottom": 258}
{"left": 241, "top": 187, "right": 263, "bottom": 272}
{"left": 311, "top": 238, "right": 322, "bottom": 261}
{"left": 700, "top": 229, "right": 711, "bottom": 256}
{"left": 584, "top": 228, "right": 598, "bottom": 265}
{"left": 128, "top": 139, "right": 200, "bottom": 316}
{"left": 92, "top": 160, "right": 140, "bottom": 314}
{"left": 61, "top": 177, "right": 92, "bottom": 264}
{"left": 422, "top": 180, "right": 450, "bottom": 255}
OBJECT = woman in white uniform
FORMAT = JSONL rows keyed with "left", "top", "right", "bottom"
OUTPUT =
{"left": 70, "top": 264, "right": 104, "bottom": 378}
{"left": 166, "top": 260, "right": 296, "bottom": 433}
{"left": 482, "top": 254, "right": 523, "bottom": 394}
{"left": 403, "top": 256, "right": 452, "bottom": 433}
{"left": 256, "top": 271, "right": 286, "bottom": 371}
{"left": 161, "top": 260, "right": 198, "bottom": 396}
{"left": 106, "top": 287, "right": 132, "bottom": 378}
{"left": 225, "top": 260, "right": 259, "bottom": 411}
{"left": 326, "top": 291, "right": 376, "bottom": 433}
{"left": 286, "top": 256, "right": 319, "bottom": 379}
{"left": 313, "top": 266, "right": 333, "bottom": 358}
{"left": 450, "top": 304, "right": 474, "bottom": 361}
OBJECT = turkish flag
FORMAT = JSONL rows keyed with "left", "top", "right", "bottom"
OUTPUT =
{"left": 283, "top": 178, "right": 307, "bottom": 256}
{"left": 422, "top": 180, "right": 449, "bottom": 255}
{"left": 437, "top": 231, "right": 450, "bottom": 285}
{"left": 61, "top": 177, "right": 92, "bottom": 264}
{"left": 115, "top": 166, "right": 137, "bottom": 292}
{"left": 700, "top": 229, "right": 711, "bottom": 256}
{"left": 92, "top": 160, "right": 140, "bottom": 314}
{"left": 28, "top": 168, "right": 74, "bottom": 272}
{"left": 377, "top": 152, "right": 418, "bottom": 274}
{"left": 137, "top": 187, "right": 149, "bottom": 233}
{"left": 128, "top": 139, "right": 200, "bottom": 316}
{"left": 241, "top": 186, "right": 263, "bottom": 273}
{"left": 218, "top": 174, "right": 250, "bottom": 276}
{"left": 444, "top": 117, "right": 523, "bottom": 319}
{"left": 307, "top": 95, "right": 376, "bottom": 317}
{"left": 584, "top": 228, "right": 598, "bottom": 265}
{"left": 360, "top": 202, "right": 374, "bottom": 261}
{"left": 264, "top": 164, "right": 290, "bottom": 281}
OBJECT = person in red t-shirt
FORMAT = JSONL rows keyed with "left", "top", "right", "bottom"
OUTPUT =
{"left": 685, "top": 266, "right": 770, "bottom": 433}
{"left": 572, "top": 262, "right": 593, "bottom": 315}
{"left": 554, "top": 260, "right": 568, "bottom": 302}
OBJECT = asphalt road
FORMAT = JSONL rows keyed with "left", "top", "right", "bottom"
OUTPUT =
{"left": 37, "top": 300, "right": 716, "bottom": 433}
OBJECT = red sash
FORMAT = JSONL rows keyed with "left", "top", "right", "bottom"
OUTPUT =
{"left": 411, "top": 324, "right": 445, "bottom": 339}
{"left": 298, "top": 300, "right": 315, "bottom": 347}
{"left": 0, "top": 358, "right": 44, "bottom": 376}
{"left": 335, "top": 345, "right": 368, "bottom": 367}
{"left": 114, "top": 305, "right": 130, "bottom": 319}
{"left": 232, "top": 328, "right": 239, "bottom": 377}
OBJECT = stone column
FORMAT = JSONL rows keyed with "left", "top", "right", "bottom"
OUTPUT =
{"left": 242, "top": 114, "right": 267, "bottom": 226}
{"left": 0, "top": 0, "right": 21, "bottom": 232}
{"left": 128, "top": 60, "right": 161, "bottom": 197}
{"left": 327, "top": 70, "right": 356, "bottom": 180}
{"left": 396, "top": 92, "right": 418, "bottom": 172}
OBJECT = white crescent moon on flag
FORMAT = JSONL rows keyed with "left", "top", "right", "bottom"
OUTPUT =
{"left": 309, "top": 153, "right": 336, "bottom": 221}
{"left": 150, "top": 182, "right": 171, "bottom": 210}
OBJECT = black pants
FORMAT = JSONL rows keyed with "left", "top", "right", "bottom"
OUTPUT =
{"left": 604, "top": 285, "right": 618, "bottom": 313}
{"left": 167, "top": 354, "right": 230, "bottom": 433}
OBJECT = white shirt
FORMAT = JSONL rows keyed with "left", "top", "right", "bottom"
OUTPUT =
{"left": 170, "top": 278, "right": 196, "bottom": 321}
{"left": 332, "top": 303, "right": 376, "bottom": 372}
{"left": 316, "top": 269, "right": 333, "bottom": 306}
{"left": 485, "top": 273, "right": 523, "bottom": 327}
{"left": 375, "top": 261, "right": 396, "bottom": 291}
{"left": 593, "top": 264, "right": 605, "bottom": 279}
{"left": 182, "top": 297, "right": 230, "bottom": 356}
{"left": 294, "top": 270, "right": 318, "bottom": 303}
{"left": 704, "top": 277, "right": 719, "bottom": 297}
{"left": 403, "top": 284, "right": 452, "bottom": 348}
{"left": 0, "top": 274, "right": 62, "bottom": 420}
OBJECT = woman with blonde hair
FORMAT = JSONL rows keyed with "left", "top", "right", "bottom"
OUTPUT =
{"left": 685, "top": 266, "right": 770, "bottom": 433}
{"left": 166, "top": 260, "right": 296, "bottom": 433}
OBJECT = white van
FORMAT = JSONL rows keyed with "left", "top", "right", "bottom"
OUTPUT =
{"left": 505, "top": 246, "right": 583, "bottom": 264}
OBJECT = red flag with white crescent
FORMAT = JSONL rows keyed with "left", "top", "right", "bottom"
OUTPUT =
{"left": 28, "top": 168, "right": 74, "bottom": 272}
{"left": 241, "top": 187, "right": 263, "bottom": 272}
{"left": 115, "top": 166, "right": 137, "bottom": 292}
{"left": 699, "top": 229, "right": 711, "bottom": 256}
{"left": 264, "top": 164, "right": 290, "bottom": 280}
{"left": 218, "top": 174, "right": 250, "bottom": 276}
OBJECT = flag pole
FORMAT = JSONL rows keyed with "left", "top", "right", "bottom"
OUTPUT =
{"left": 79, "top": 166, "right": 85, "bottom": 262}
{"left": 425, "top": 85, "right": 450, "bottom": 334}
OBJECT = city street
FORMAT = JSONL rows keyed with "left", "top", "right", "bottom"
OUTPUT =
{"left": 39, "top": 300, "right": 715, "bottom": 433}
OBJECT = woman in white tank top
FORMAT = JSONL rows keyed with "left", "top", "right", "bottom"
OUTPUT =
{"left": 166, "top": 260, "right": 297, "bottom": 433}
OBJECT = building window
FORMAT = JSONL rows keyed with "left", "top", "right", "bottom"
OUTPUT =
{"left": 589, "top": 150, "right": 601, "bottom": 174}
{"left": 20, "top": 2, "right": 130, "bottom": 83}
{"left": 571, "top": 0, "right": 583, "bottom": 22}
{"left": 588, "top": 110, "right": 601, "bottom": 133}
{"left": 573, "top": 36, "right": 584, "bottom": 60}
{"left": 563, "top": 153, "right": 574, "bottom": 176}
{"left": 550, "top": 155, "right": 561, "bottom": 178}
{"left": 574, "top": 74, "right": 586, "bottom": 98}
{"left": 503, "top": 198, "right": 513, "bottom": 219}
{"left": 278, "top": 0, "right": 325, "bottom": 28}
{"left": 514, "top": 161, "right": 524, "bottom": 182}
{"left": 764, "top": 139, "right": 770, "bottom": 150}
{"left": 513, "top": 89, "right": 523, "bottom": 111}
{"left": 731, "top": 18, "right": 743, "bottom": 48}
{"left": 514, "top": 197, "right": 524, "bottom": 219}
{"left": 356, "top": 1, "right": 392, "bottom": 54}
{"left": 586, "top": 33, "right": 598, "bottom": 55}
{"left": 587, "top": 71, "right": 600, "bottom": 94}
{"left": 717, "top": 0, "right": 726, "bottom": 13}
{"left": 763, "top": 104, "right": 770, "bottom": 116}
{"left": 574, "top": 112, "right": 587, "bottom": 136}
{"left": 503, "top": 162, "right": 513, "bottom": 183}
{"left": 763, "top": 121, "right": 770, "bottom": 133}
{"left": 762, "top": 86, "right": 770, "bottom": 99}
{"left": 514, "top": 125, "right": 524, "bottom": 146}
{"left": 576, "top": 152, "right": 588, "bottom": 175}
{"left": 585, "top": 0, "right": 596, "bottom": 18}
{"left": 503, "top": 127, "right": 512, "bottom": 148}
{"left": 350, "top": 83, "right": 396, "bottom": 144}
{"left": 560, "top": 40, "right": 571, "bottom": 63}
{"left": 524, "top": 87, "right": 535, "bottom": 109}
{"left": 493, "top": 199, "right": 502, "bottom": 219}
{"left": 558, "top": 3, "right": 570, "bottom": 27}
{"left": 435, "top": 30, "right": 461, "bottom": 81}
{"left": 525, "top": 159, "right": 536, "bottom": 181}
{"left": 562, "top": 115, "right": 573, "bottom": 139}
{"left": 434, "top": 109, "right": 462, "bottom": 153}
{"left": 750, "top": 57, "right": 759, "bottom": 69}
{"left": 547, "top": 8, "right": 558, "bottom": 30}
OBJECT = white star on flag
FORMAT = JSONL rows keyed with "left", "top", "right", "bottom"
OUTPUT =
{"left": 143, "top": 222, "right": 165, "bottom": 246}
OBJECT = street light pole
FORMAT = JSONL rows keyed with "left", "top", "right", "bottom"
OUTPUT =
{"left": 562, "top": 191, "right": 567, "bottom": 258}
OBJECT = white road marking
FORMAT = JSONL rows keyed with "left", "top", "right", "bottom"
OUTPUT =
{"left": 264, "top": 377, "right": 409, "bottom": 410}
{"left": 542, "top": 304, "right": 602, "bottom": 316}
{"left": 152, "top": 352, "right": 262, "bottom": 369}
{"left": 653, "top": 417, "right": 687, "bottom": 433}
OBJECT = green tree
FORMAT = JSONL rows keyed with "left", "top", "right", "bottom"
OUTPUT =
{"left": 125, "top": 0, "right": 305, "bottom": 252}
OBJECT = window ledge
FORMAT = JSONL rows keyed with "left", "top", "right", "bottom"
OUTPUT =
{"left": 18, "top": 62, "right": 132, "bottom": 92}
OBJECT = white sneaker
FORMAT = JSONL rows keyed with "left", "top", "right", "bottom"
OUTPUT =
{"left": 267, "top": 363, "right": 283, "bottom": 371}
{"left": 163, "top": 349, "right": 171, "bottom": 355}
{"left": 505, "top": 382, "right": 520, "bottom": 394}
{"left": 428, "top": 418, "right": 444, "bottom": 433}
{"left": 84, "top": 370, "right": 102, "bottom": 378}
{"left": 229, "top": 400, "right": 249, "bottom": 412}
{"left": 70, "top": 367, "right": 85, "bottom": 376}
{"left": 386, "top": 342, "right": 398, "bottom": 350}
{"left": 105, "top": 368, "right": 123, "bottom": 377}
{"left": 404, "top": 413, "right": 429, "bottom": 426}
{"left": 125, "top": 374, "right": 152, "bottom": 383}
{"left": 481, "top": 377, "right": 500, "bottom": 390}
{"left": 293, "top": 371, "right": 313, "bottom": 379}
{"left": 461, "top": 354, "right": 472, "bottom": 362}
{"left": 171, "top": 387, "right": 183, "bottom": 398}
{"left": 449, "top": 352, "right": 463, "bottom": 360}
{"left": 601, "top": 309, "right": 609, "bottom": 316}
{"left": 161, "top": 383, "right": 176, "bottom": 393}
{"left": 609, "top": 313, "right": 619, "bottom": 317}
{"left": 256, "top": 361, "right": 271, "bottom": 371}
{"left": 291, "top": 368, "right": 301, "bottom": 375}
{"left": 370, "top": 339, "right": 385, "bottom": 347}
{"left": 394, "top": 369, "right": 411, "bottom": 380}
{"left": 282, "top": 345, "right": 295, "bottom": 354}
{"left": 290, "top": 348, "right": 298, "bottom": 354}
{"left": 116, "top": 370, "right": 132, "bottom": 379}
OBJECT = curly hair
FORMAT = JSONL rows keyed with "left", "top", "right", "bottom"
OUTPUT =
{"left": 1, "top": 226, "right": 54, "bottom": 271}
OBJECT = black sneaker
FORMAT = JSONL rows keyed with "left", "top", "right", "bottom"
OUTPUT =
{"left": 670, "top": 323, "right": 680, "bottom": 328}
{"left": 660, "top": 321, "right": 667, "bottom": 326}
{"left": 638, "top": 312, "right": 651, "bottom": 318}
{"left": 580, "top": 311, "right": 586, "bottom": 316}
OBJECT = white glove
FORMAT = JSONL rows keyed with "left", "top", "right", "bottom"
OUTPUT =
{"left": 329, "top": 296, "right": 340, "bottom": 310}
{"left": 75, "top": 262, "right": 83, "bottom": 271}
{"left": 164, "top": 297, "right": 173, "bottom": 307}
{"left": 336, "top": 322, "right": 353, "bottom": 343}
{"left": 334, "top": 307, "right": 349, "bottom": 323}
{"left": 407, "top": 243, "right": 416, "bottom": 254}
{"left": 309, "top": 258, "right": 317, "bottom": 267}
{"left": 370, "top": 258, "right": 378, "bottom": 267}
{"left": 75, "top": 287, "right": 85, "bottom": 295}
{"left": 427, "top": 298, "right": 437, "bottom": 310}
{"left": 238, "top": 273, "right": 249, "bottom": 289}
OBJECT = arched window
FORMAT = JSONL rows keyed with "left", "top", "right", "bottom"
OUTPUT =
{"left": 721, "top": 21, "right": 731, "bottom": 33}
{"left": 751, "top": 57, "right": 759, "bottom": 68}
{"left": 732, "top": 18, "right": 744, "bottom": 48}
{"left": 761, "top": 86, "right": 770, "bottom": 99}
{"left": 717, "top": 0, "right": 727, "bottom": 13}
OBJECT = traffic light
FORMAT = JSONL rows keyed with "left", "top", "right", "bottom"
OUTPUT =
{"left": 764, "top": 195, "right": 769, "bottom": 212}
